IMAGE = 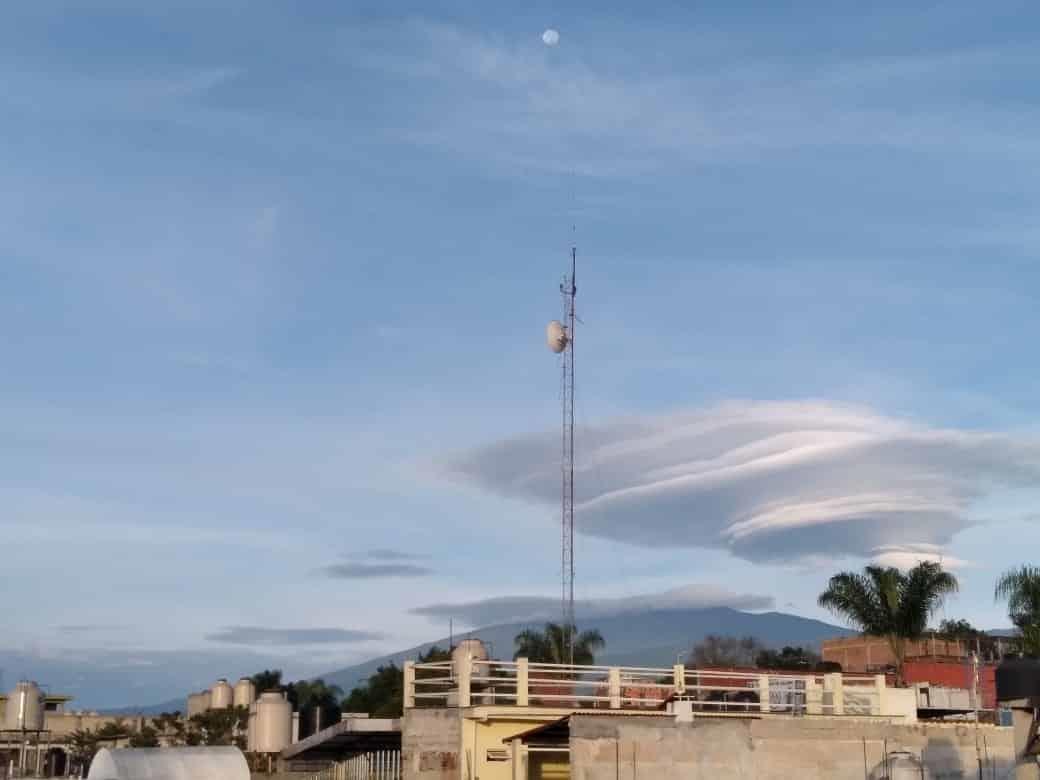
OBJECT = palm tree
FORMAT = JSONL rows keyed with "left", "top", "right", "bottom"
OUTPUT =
{"left": 513, "top": 622, "right": 605, "bottom": 665}
{"left": 995, "top": 565, "right": 1040, "bottom": 656}
{"left": 818, "top": 561, "right": 958, "bottom": 683}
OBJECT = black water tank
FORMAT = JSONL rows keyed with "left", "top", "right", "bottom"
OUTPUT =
{"left": 996, "top": 657, "right": 1040, "bottom": 702}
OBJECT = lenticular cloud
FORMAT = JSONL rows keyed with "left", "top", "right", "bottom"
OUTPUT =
{"left": 441, "top": 401, "right": 1040, "bottom": 562}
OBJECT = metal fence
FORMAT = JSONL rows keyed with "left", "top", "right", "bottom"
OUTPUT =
{"left": 306, "top": 750, "right": 401, "bottom": 780}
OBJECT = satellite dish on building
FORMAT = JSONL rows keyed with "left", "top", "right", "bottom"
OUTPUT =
{"left": 546, "top": 320, "right": 569, "bottom": 353}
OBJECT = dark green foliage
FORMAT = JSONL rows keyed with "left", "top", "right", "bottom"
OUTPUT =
{"left": 755, "top": 645, "right": 821, "bottom": 670}
{"left": 995, "top": 566, "right": 1040, "bottom": 656}
{"left": 287, "top": 679, "right": 343, "bottom": 738}
{"left": 689, "top": 635, "right": 762, "bottom": 667}
{"left": 341, "top": 646, "right": 452, "bottom": 718}
{"left": 251, "top": 669, "right": 284, "bottom": 694}
{"left": 935, "top": 618, "right": 983, "bottom": 639}
{"left": 129, "top": 725, "right": 160, "bottom": 748}
{"left": 187, "top": 705, "right": 248, "bottom": 747}
{"left": 818, "top": 561, "right": 958, "bottom": 680}
{"left": 513, "top": 623, "right": 605, "bottom": 665}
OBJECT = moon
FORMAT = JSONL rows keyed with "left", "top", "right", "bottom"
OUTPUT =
{"left": 542, "top": 28, "right": 560, "bottom": 46}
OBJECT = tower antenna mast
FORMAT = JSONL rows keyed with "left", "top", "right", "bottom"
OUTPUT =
{"left": 562, "top": 245, "right": 576, "bottom": 664}
{"left": 546, "top": 246, "right": 577, "bottom": 664}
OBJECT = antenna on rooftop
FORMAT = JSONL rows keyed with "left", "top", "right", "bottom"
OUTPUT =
{"left": 546, "top": 245, "right": 577, "bottom": 664}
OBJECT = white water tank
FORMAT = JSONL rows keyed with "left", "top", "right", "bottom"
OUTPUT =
{"left": 4, "top": 681, "right": 44, "bottom": 730}
{"left": 186, "top": 690, "right": 211, "bottom": 718}
{"left": 453, "top": 638, "right": 489, "bottom": 676}
{"left": 87, "top": 746, "right": 249, "bottom": 780}
{"left": 210, "top": 678, "right": 233, "bottom": 709}
{"left": 233, "top": 677, "right": 256, "bottom": 709}
{"left": 253, "top": 691, "right": 291, "bottom": 753}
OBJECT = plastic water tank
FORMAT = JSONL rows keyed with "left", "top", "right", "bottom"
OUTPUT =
{"left": 453, "top": 638, "right": 489, "bottom": 675}
{"left": 996, "top": 657, "right": 1040, "bottom": 702}
{"left": 210, "top": 678, "right": 234, "bottom": 709}
{"left": 233, "top": 677, "right": 256, "bottom": 709}
{"left": 86, "top": 746, "right": 249, "bottom": 780}
{"left": 4, "top": 681, "right": 44, "bottom": 730}
{"left": 253, "top": 691, "right": 292, "bottom": 753}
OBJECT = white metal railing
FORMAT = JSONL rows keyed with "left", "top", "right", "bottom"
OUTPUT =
{"left": 304, "top": 750, "right": 401, "bottom": 780}
{"left": 404, "top": 657, "right": 889, "bottom": 718}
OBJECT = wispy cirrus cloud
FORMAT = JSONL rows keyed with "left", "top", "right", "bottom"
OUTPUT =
{"left": 56, "top": 624, "right": 129, "bottom": 634}
{"left": 345, "top": 21, "right": 1040, "bottom": 177}
{"left": 439, "top": 400, "right": 1040, "bottom": 564}
{"left": 205, "top": 626, "right": 382, "bottom": 646}
{"left": 411, "top": 584, "right": 774, "bottom": 627}
{"left": 366, "top": 548, "right": 426, "bottom": 561}
{"left": 317, "top": 562, "right": 433, "bottom": 579}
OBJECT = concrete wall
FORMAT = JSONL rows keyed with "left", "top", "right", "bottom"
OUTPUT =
{"left": 569, "top": 715, "right": 1016, "bottom": 780}
{"left": 402, "top": 709, "right": 460, "bottom": 780}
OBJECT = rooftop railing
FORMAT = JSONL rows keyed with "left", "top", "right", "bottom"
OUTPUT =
{"left": 404, "top": 658, "right": 889, "bottom": 718}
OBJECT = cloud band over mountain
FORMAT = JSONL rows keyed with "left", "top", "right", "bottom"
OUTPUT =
{"left": 411, "top": 584, "right": 774, "bottom": 627}
{"left": 205, "top": 626, "right": 382, "bottom": 645}
{"left": 440, "top": 400, "right": 1040, "bottom": 563}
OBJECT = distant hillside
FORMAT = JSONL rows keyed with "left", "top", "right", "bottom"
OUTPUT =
{"left": 320, "top": 607, "right": 852, "bottom": 694}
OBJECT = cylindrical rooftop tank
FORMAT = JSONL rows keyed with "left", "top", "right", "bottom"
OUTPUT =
{"left": 253, "top": 691, "right": 292, "bottom": 753}
{"left": 210, "top": 678, "right": 233, "bottom": 709}
{"left": 452, "top": 638, "right": 489, "bottom": 676}
{"left": 86, "top": 746, "right": 249, "bottom": 780}
{"left": 233, "top": 677, "right": 256, "bottom": 709}
{"left": 4, "top": 681, "right": 44, "bottom": 730}
{"left": 996, "top": 656, "right": 1040, "bottom": 702}
{"left": 186, "top": 690, "right": 211, "bottom": 718}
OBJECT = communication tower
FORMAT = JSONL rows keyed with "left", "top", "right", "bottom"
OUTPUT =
{"left": 545, "top": 246, "right": 577, "bottom": 662}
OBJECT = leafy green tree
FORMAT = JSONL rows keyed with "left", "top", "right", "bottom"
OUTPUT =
{"left": 995, "top": 566, "right": 1040, "bottom": 656}
{"left": 95, "top": 718, "right": 130, "bottom": 744}
{"left": 513, "top": 623, "right": 605, "bottom": 665}
{"left": 252, "top": 669, "right": 284, "bottom": 694}
{"left": 289, "top": 679, "right": 343, "bottom": 738}
{"left": 188, "top": 706, "right": 248, "bottom": 747}
{"left": 67, "top": 728, "right": 99, "bottom": 773}
{"left": 341, "top": 646, "right": 452, "bottom": 718}
{"left": 819, "top": 561, "right": 958, "bottom": 682}
{"left": 152, "top": 711, "right": 186, "bottom": 745}
{"left": 688, "top": 635, "right": 762, "bottom": 667}
{"left": 129, "top": 725, "right": 160, "bottom": 748}
{"left": 755, "top": 645, "right": 821, "bottom": 671}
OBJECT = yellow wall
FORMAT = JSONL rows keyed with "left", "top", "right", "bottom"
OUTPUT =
{"left": 461, "top": 710, "right": 569, "bottom": 780}
{"left": 528, "top": 752, "right": 569, "bottom": 780}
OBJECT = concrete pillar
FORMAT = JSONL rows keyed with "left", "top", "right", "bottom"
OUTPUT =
{"left": 403, "top": 662, "right": 416, "bottom": 709}
{"left": 516, "top": 658, "right": 529, "bottom": 707}
{"left": 758, "top": 675, "right": 770, "bottom": 713}
{"left": 805, "top": 678, "right": 822, "bottom": 715}
{"left": 510, "top": 738, "right": 524, "bottom": 780}
{"left": 673, "top": 664, "right": 686, "bottom": 695}
{"left": 457, "top": 653, "right": 471, "bottom": 708}
{"left": 1011, "top": 705, "right": 1040, "bottom": 780}
{"left": 608, "top": 668, "right": 622, "bottom": 709}
{"left": 873, "top": 674, "right": 886, "bottom": 716}
{"left": 829, "top": 673, "right": 845, "bottom": 715}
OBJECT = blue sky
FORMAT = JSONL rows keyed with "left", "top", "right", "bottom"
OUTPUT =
{"left": 5, "top": 0, "right": 1040, "bottom": 707}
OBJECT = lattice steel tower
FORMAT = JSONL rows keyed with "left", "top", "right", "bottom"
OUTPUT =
{"left": 546, "top": 246, "right": 577, "bottom": 663}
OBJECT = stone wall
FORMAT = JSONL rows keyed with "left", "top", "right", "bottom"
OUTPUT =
{"left": 402, "top": 708, "right": 460, "bottom": 780}
{"left": 569, "top": 715, "right": 1015, "bottom": 779}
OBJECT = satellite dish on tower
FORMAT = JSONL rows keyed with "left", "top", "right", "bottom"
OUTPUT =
{"left": 546, "top": 320, "right": 569, "bottom": 353}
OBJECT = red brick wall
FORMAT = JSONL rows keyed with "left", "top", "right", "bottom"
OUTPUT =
{"left": 902, "top": 660, "right": 996, "bottom": 710}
